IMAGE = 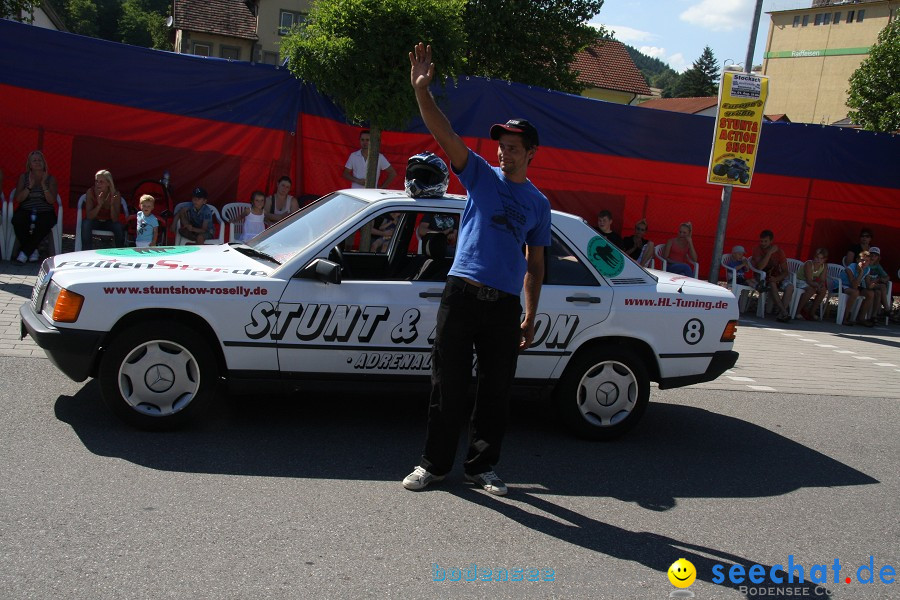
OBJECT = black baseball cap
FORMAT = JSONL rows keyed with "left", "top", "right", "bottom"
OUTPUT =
{"left": 192, "top": 187, "right": 208, "bottom": 199}
{"left": 490, "top": 118, "right": 539, "bottom": 146}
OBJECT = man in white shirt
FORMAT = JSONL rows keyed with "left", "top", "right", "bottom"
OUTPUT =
{"left": 343, "top": 129, "right": 397, "bottom": 189}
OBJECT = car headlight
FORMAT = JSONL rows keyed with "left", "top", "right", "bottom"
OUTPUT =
{"left": 42, "top": 281, "right": 84, "bottom": 323}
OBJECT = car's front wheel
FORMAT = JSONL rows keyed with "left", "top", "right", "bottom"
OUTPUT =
{"left": 99, "top": 321, "right": 219, "bottom": 430}
{"left": 554, "top": 346, "right": 650, "bottom": 440}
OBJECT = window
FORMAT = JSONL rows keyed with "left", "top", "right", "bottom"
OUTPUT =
{"left": 262, "top": 51, "right": 279, "bottom": 65}
{"left": 802, "top": 15, "right": 809, "bottom": 26}
{"left": 792, "top": 15, "right": 801, "bottom": 27}
{"left": 834, "top": 11, "right": 841, "bottom": 24}
{"left": 220, "top": 45, "right": 240, "bottom": 60}
{"left": 856, "top": 10, "right": 865, "bottom": 22}
{"left": 847, "top": 10, "right": 854, "bottom": 23}
{"left": 823, "top": 13, "right": 831, "bottom": 25}
{"left": 192, "top": 43, "right": 211, "bottom": 57}
{"left": 546, "top": 234, "right": 597, "bottom": 286}
{"left": 814, "top": 13, "right": 823, "bottom": 26}
{"left": 279, "top": 10, "right": 305, "bottom": 35}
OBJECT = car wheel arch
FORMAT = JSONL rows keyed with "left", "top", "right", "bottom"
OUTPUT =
{"left": 556, "top": 336, "right": 660, "bottom": 383}
{"left": 103, "top": 308, "right": 228, "bottom": 376}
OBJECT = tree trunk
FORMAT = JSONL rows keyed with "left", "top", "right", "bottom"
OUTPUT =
{"left": 358, "top": 124, "right": 381, "bottom": 252}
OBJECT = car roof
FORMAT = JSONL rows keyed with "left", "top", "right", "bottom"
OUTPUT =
{"left": 339, "top": 188, "right": 467, "bottom": 208}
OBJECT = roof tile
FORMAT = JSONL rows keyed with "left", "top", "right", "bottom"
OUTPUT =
{"left": 637, "top": 96, "right": 719, "bottom": 114}
{"left": 572, "top": 40, "right": 651, "bottom": 96}
{"left": 174, "top": 0, "right": 258, "bottom": 41}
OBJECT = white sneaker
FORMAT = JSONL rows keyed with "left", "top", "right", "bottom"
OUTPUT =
{"left": 28, "top": 250, "right": 40, "bottom": 262}
{"left": 402, "top": 466, "right": 444, "bottom": 491}
{"left": 466, "top": 470, "right": 508, "bottom": 496}
{"left": 15, "top": 251, "right": 27, "bottom": 264}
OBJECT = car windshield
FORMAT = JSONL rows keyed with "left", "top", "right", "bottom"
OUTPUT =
{"left": 246, "top": 193, "right": 368, "bottom": 264}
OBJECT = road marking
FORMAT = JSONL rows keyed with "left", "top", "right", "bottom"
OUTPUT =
{"left": 798, "top": 338, "right": 816, "bottom": 342}
{"left": 781, "top": 333, "right": 802, "bottom": 337}
{"left": 748, "top": 385, "right": 777, "bottom": 391}
{"left": 816, "top": 344, "right": 837, "bottom": 348}
{"left": 728, "top": 376, "right": 755, "bottom": 382}
{"left": 875, "top": 363, "right": 896, "bottom": 367}
{"left": 834, "top": 350, "right": 856, "bottom": 354}
{"left": 853, "top": 356, "right": 875, "bottom": 361}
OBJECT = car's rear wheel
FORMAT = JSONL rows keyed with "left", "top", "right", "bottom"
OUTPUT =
{"left": 99, "top": 321, "right": 218, "bottom": 430}
{"left": 554, "top": 346, "right": 650, "bottom": 440}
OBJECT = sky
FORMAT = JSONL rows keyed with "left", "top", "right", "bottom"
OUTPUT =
{"left": 591, "top": 0, "right": 813, "bottom": 73}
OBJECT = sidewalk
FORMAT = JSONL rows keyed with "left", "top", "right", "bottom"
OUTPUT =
{"left": 3, "top": 255, "right": 899, "bottom": 397}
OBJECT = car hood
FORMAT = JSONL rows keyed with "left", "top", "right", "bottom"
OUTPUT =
{"left": 649, "top": 269, "right": 734, "bottom": 299}
{"left": 47, "top": 245, "right": 276, "bottom": 285}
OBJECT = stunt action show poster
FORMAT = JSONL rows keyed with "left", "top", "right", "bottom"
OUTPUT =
{"left": 707, "top": 71, "right": 769, "bottom": 189}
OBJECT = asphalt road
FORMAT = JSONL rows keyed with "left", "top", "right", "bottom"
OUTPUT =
{"left": 1, "top": 351, "right": 897, "bottom": 600}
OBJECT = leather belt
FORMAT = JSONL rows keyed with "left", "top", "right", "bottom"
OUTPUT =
{"left": 447, "top": 276, "right": 514, "bottom": 302}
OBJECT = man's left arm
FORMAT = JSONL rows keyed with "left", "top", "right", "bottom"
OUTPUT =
{"left": 381, "top": 164, "right": 397, "bottom": 189}
{"left": 520, "top": 245, "right": 545, "bottom": 351}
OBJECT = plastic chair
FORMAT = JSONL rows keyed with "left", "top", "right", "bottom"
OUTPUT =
{"left": 721, "top": 255, "right": 756, "bottom": 314}
{"left": 174, "top": 203, "right": 225, "bottom": 245}
{"left": 74, "top": 193, "right": 130, "bottom": 251}
{"left": 655, "top": 244, "right": 699, "bottom": 278}
{"left": 786, "top": 258, "right": 803, "bottom": 318}
{"left": 826, "top": 263, "right": 863, "bottom": 324}
{"left": 746, "top": 257, "right": 768, "bottom": 318}
{"left": 6, "top": 193, "right": 63, "bottom": 258}
{"left": 0, "top": 190, "right": 8, "bottom": 260}
{"left": 789, "top": 259, "right": 830, "bottom": 321}
{"left": 221, "top": 202, "right": 250, "bottom": 243}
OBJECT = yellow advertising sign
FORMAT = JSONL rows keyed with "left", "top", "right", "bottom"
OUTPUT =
{"left": 707, "top": 71, "right": 769, "bottom": 188}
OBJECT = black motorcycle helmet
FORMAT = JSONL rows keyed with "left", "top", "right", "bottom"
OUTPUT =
{"left": 405, "top": 152, "right": 449, "bottom": 198}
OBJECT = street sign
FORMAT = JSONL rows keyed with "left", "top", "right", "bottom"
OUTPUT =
{"left": 707, "top": 71, "right": 769, "bottom": 188}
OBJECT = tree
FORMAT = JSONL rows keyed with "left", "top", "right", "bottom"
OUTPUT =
{"left": 119, "top": 0, "right": 169, "bottom": 50}
{"left": 1, "top": 0, "right": 38, "bottom": 21}
{"left": 675, "top": 46, "right": 720, "bottom": 97}
{"left": 282, "top": 0, "right": 467, "bottom": 195}
{"left": 465, "top": 0, "right": 607, "bottom": 94}
{"left": 653, "top": 70, "right": 681, "bottom": 98}
{"left": 847, "top": 19, "right": 900, "bottom": 132}
{"left": 61, "top": 0, "right": 171, "bottom": 50}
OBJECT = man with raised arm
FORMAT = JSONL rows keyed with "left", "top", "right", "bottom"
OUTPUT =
{"left": 402, "top": 43, "right": 551, "bottom": 496}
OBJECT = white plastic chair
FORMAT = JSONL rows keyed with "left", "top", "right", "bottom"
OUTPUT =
{"left": 74, "top": 193, "right": 130, "bottom": 251}
{"left": 221, "top": 202, "right": 250, "bottom": 243}
{"left": 789, "top": 259, "right": 831, "bottom": 320}
{"left": 786, "top": 258, "right": 803, "bottom": 318}
{"left": 826, "top": 263, "right": 863, "bottom": 324}
{"left": 0, "top": 190, "right": 8, "bottom": 260}
{"left": 721, "top": 255, "right": 756, "bottom": 314}
{"left": 655, "top": 244, "right": 699, "bottom": 278}
{"left": 174, "top": 203, "right": 225, "bottom": 245}
{"left": 746, "top": 257, "right": 768, "bottom": 318}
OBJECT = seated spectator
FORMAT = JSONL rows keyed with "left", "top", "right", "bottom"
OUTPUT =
{"left": 623, "top": 218, "right": 654, "bottom": 267}
{"left": 228, "top": 191, "right": 267, "bottom": 243}
{"left": 839, "top": 250, "right": 874, "bottom": 327}
{"left": 795, "top": 248, "right": 829, "bottom": 321}
{"left": 844, "top": 228, "right": 873, "bottom": 266}
{"left": 135, "top": 194, "right": 160, "bottom": 247}
{"left": 751, "top": 229, "right": 794, "bottom": 322}
{"left": 417, "top": 212, "right": 458, "bottom": 255}
{"left": 80, "top": 169, "right": 125, "bottom": 250}
{"left": 178, "top": 187, "right": 215, "bottom": 244}
{"left": 595, "top": 209, "right": 623, "bottom": 249}
{"left": 371, "top": 212, "right": 400, "bottom": 253}
{"left": 865, "top": 247, "right": 891, "bottom": 321}
{"left": 662, "top": 222, "right": 698, "bottom": 278}
{"left": 11, "top": 150, "right": 58, "bottom": 263}
{"left": 724, "top": 245, "right": 758, "bottom": 289}
{"left": 264, "top": 176, "right": 300, "bottom": 225}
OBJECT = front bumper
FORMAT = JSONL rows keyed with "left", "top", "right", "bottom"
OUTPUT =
{"left": 657, "top": 350, "right": 739, "bottom": 389}
{"left": 19, "top": 303, "right": 104, "bottom": 382}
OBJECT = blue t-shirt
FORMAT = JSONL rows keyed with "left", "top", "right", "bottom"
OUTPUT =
{"left": 136, "top": 212, "right": 159, "bottom": 244}
{"left": 185, "top": 204, "right": 215, "bottom": 236}
{"left": 840, "top": 263, "right": 870, "bottom": 288}
{"left": 449, "top": 150, "right": 551, "bottom": 295}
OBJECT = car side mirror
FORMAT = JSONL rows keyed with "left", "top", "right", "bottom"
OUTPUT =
{"left": 300, "top": 258, "right": 342, "bottom": 284}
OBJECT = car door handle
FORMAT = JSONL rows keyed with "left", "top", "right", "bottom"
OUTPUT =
{"left": 419, "top": 291, "right": 443, "bottom": 298}
{"left": 566, "top": 295, "right": 602, "bottom": 303}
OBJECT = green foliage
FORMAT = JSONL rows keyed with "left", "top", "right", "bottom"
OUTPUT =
{"left": 624, "top": 44, "right": 676, "bottom": 85}
{"left": 63, "top": 0, "right": 99, "bottom": 37}
{"left": 281, "top": 0, "right": 467, "bottom": 132}
{"left": 654, "top": 70, "right": 681, "bottom": 98}
{"left": 675, "top": 46, "right": 720, "bottom": 97}
{"left": 847, "top": 19, "right": 900, "bottom": 132}
{"left": 465, "top": 0, "right": 606, "bottom": 94}
{"left": 1, "top": 0, "right": 38, "bottom": 21}
{"left": 119, "top": 0, "right": 168, "bottom": 49}
{"left": 61, "top": 0, "right": 171, "bottom": 50}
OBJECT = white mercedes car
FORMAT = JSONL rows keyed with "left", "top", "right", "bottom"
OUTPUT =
{"left": 21, "top": 189, "right": 738, "bottom": 439}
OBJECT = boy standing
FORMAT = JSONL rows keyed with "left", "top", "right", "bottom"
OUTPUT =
{"left": 178, "top": 187, "right": 214, "bottom": 244}
{"left": 135, "top": 194, "right": 159, "bottom": 247}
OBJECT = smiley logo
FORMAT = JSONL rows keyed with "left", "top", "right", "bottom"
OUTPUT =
{"left": 668, "top": 558, "right": 697, "bottom": 588}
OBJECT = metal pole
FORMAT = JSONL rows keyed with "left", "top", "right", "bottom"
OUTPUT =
{"left": 708, "top": 0, "right": 764, "bottom": 284}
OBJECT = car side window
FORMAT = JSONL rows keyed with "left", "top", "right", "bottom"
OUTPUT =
{"left": 546, "top": 233, "right": 598, "bottom": 286}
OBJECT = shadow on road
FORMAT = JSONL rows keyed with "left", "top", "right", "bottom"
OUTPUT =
{"left": 55, "top": 383, "right": 877, "bottom": 510}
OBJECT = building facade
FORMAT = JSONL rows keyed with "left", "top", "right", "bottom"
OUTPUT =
{"left": 761, "top": 0, "right": 897, "bottom": 124}
{"left": 173, "top": 0, "right": 311, "bottom": 65}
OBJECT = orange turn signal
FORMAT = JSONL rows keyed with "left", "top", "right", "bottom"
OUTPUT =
{"left": 52, "top": 289, "right": 85, "bottom": 323}
{"left": 720, "top": 320, "right": 738, "bottom": 342}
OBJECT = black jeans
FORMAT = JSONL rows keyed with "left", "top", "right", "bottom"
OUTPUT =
{"left": 12, "top": 209, "right": 57, "bottom": 256}
{"left": 420, "top": 276, "right": 522, "bottom": 476}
